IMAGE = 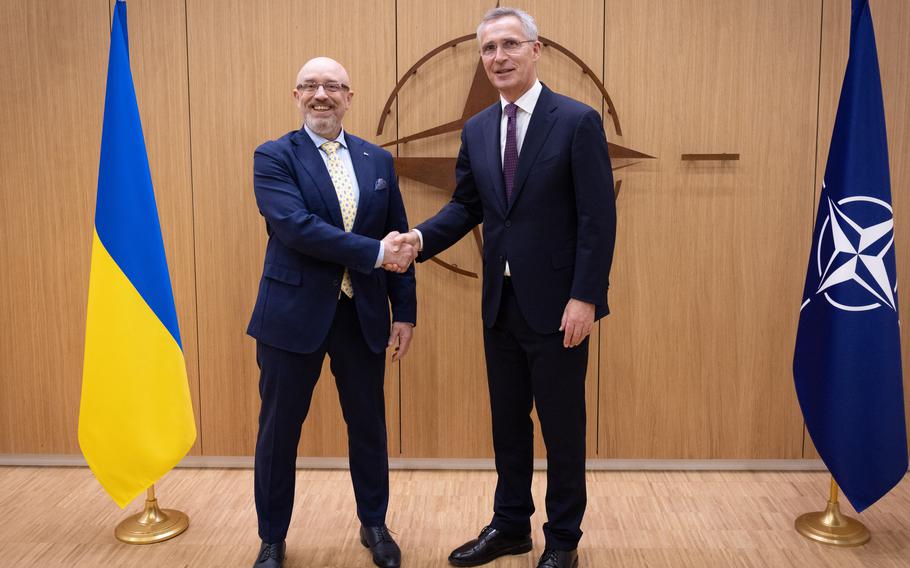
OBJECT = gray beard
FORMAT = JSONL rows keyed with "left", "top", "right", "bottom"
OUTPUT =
{"left": 306, "top": 115, "right": 340, "bottom": 138}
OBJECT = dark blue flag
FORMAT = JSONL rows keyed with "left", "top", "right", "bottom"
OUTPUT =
{"left": 794, "top": 0, "right": 907, "bottom": 512}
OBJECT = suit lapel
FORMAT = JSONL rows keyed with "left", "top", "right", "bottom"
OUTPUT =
{"left": 291, "top": 130, "right": 345, "bottom": 229}
{"left": 483, "top": 104, "right": 508, "bottom": 215}
{"left": 346, "top": 134, "right": 375, "bottom": 232}
{"left": 508, "top": 86, "right": 557, "bottom": 214}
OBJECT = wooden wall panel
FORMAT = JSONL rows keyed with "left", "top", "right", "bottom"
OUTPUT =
{"left": 3, "top": 1, "right": 908, "bottom": 461}
{"left": 110, "top": 0, "right": 201, "bottom": 454}
{"left": 0, "top": 0, "right": 196, "bottom": 455}
{"left": 521, "top": 0, "right": 604, "bottom": 460}
{"left": 0, "top": 1, "right": 109, "bottom": 453}
{"left": 395, "top": 1, "right": 604, "bottom": 458}
{"left": 600, "top": 0, "right": 819, "bottom": 458}
{"left": 395, "top": 0, "right": 498, "bottom": 458}
{"left": 805, "top": 0, "right": 910, "bottom": 459}
{"left": 186, "top": 0, "right": 399, "bottom": 457}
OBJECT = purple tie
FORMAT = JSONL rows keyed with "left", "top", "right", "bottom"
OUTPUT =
{"left": 503, "top": 103, "right": 519, "bottom": 204}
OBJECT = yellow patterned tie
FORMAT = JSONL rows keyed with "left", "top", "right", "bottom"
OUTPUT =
{"left": 321, "top": 141, "right": 356, "bottom": 298}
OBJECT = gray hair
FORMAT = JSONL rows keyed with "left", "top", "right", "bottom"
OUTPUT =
{"left": 476, "top": 7, "right": 538, "bottom": 44}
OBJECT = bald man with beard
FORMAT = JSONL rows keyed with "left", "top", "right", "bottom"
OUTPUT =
{"left": 247, "top": 57, "right": 417, "bottom": 568}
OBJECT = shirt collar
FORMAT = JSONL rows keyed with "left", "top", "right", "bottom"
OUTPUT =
{"left": 500, "top": 79, "right": 542, "bottom": 115}
{"left": 304, "top": 124, "right": 348, "bottom": 150}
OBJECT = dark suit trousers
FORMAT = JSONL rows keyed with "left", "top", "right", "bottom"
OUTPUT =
{"left": 254, "top": 296, "right": 389, "bottom": 543}
{"left": 485, "top": 278, "right": 588, "bottom": 551}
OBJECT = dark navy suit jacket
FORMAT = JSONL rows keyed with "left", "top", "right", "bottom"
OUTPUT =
{"left": 416, "top": 85, "right": 615, "bottom": 333}
{"left": 247, "top": 128, "right": 416, "bottom": 354}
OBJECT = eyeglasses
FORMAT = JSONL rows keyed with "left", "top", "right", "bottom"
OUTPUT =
{"left": 296, "top": 81, "right": 350, "bottom": 93}
{"left": 480, "top": 39, "right": 536, "bottom": 58}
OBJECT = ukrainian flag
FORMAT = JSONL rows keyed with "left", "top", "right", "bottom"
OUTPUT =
{"left": 79, "top": 0, "right": 196, "bottom": 509}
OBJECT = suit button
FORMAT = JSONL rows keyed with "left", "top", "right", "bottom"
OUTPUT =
{"left": 504, "top": 220, "right": 512, "bottom": 228}
{"left": 332, "top": 279, "right": 340, "bottom": 287}
{"left": 498, "top": 255, "right": 504, "bottom": 263}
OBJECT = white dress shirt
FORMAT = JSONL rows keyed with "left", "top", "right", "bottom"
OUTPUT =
{"left": 499, "top": 80, "right": 542, "bottom": 276}
{"left": 500, "top": 79, "right": 542, "bottom": 164}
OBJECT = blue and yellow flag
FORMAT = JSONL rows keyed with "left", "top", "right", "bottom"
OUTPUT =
{"left": 79, "top": 0, "right": 196, "bottom": 508}
{"left": 793, "top": 0, "right": 907, "bottom": 512}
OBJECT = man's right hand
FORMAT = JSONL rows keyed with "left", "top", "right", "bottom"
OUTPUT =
{"left": 381, "top": 231, "right": 416, "bottom": 273}
{"left": 392, "top": 230, "right": 421, "bottom": 250}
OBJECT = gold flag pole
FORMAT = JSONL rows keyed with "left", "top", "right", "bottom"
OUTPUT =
{"left": 115, "top": 484, "right": 189, "bottom": 544}
{"left": 795, "top": 476, "right": 870, "bottom": 546}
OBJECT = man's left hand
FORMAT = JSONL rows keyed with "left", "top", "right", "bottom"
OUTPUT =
{"left": 388, "top": 322, "right": 414, "bottom": 361}
{"left": 559, "top": 299, "right": 595, "bottom": 348}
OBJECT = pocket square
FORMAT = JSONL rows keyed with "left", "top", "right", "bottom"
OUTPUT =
{"left": 374, "top": 178, "right": 388, "bottom": 191}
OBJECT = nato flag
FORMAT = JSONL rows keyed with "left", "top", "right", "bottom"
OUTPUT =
{"left": 793, "top": 0, "right": 907, "bottom": 512}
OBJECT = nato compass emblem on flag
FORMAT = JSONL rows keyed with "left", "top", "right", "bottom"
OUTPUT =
{"left": 807, "top": 183, "right": 898, "bottom": 312}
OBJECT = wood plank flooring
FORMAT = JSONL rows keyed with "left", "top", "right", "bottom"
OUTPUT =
{"left": 0, "top": 467, "right": 907, "bottom": 567}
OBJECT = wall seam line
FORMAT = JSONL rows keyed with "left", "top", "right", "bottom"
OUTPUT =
{"left": 182, "top": 0, "right": 203, "bottom": 454}
{"left": 803, "top": 0, "right": 826, "bottom": 460}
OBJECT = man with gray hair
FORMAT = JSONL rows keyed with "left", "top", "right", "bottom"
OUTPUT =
{"left": 395, "top": 7, "right": 616, "bottom": 568}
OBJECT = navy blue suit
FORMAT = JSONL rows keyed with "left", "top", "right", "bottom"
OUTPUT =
{"left": 416, "top": 84, "right": 615, "bottom": 550}
{"left": 248, "top": 128, "right": 416, "bottom": 543}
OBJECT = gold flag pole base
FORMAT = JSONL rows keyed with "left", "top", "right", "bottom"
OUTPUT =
{"left": 115, "top": 485, "right": 189, "bottom": 545}
{"left": 795, "top": 477, "right": 870, "bottom": 547}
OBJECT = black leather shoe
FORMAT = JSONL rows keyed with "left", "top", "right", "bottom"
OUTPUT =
{"left": 537, "top": 548, "right": 578, "bottom": 568}
{"left": 252, "top": 540, "right": 285, "bottom": 568}
{"left": 448, "top": 525, "right": 532, "bottom": 566}
{"left": 360, "top": 524, "right": 401, "bottom": 568}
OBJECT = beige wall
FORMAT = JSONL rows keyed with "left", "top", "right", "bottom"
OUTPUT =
{"left": 1, "top": 0, "right": 907, "bottom": 460}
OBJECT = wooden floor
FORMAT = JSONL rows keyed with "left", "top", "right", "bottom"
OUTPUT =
{"left": 0, "top": 467, "right": 908, "bottom": 567}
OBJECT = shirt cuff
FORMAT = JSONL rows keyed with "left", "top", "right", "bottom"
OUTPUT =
{"left": 411, "top": 228, "right": 424, "bottom": 251}
{"left": 374, "top": 241, "right": 385, "bottom": 268}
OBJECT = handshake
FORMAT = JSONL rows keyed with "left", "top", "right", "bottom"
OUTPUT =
{"left": 380, "top": 230, "right": 421, "bottom": 273}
